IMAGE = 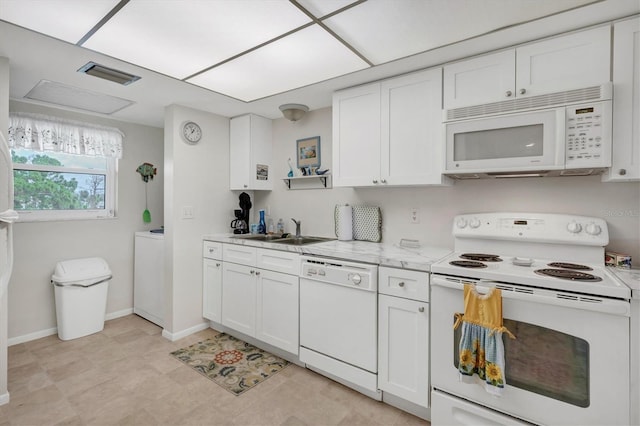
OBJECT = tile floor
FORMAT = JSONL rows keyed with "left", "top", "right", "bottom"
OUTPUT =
{"left": 1, "top": 315, "right": 430, "bottom": 425}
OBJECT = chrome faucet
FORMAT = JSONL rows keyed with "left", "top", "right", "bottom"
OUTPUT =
{"left": 291, "top": 218, "right": 302, "bottom": 238}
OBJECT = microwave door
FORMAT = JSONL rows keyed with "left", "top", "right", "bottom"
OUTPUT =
{"left": 445, "top": 109, "right": 564, "bottom": 174}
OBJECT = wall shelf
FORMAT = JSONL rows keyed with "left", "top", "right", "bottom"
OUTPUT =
{"left": 282, "top": 174, "right": 332, "bottom": 190}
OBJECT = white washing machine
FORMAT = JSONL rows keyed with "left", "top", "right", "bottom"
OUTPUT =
{"left": 134, "top": 231, "right": 164, "bottom": 326}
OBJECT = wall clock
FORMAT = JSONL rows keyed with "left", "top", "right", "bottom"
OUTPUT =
{"left": 182, "top": 121, "right": 202, "bottom": 144}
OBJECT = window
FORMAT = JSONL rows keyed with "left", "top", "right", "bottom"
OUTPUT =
{"left": 8, "top": 113, "right": 122, "bottom": 222}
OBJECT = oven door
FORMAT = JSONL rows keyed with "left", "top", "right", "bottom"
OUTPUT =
{"left": 444, "top": 108, "right": 563, "bottom": 174}
{"left": 431, "top": 275, "right": 630, "bottom": 426}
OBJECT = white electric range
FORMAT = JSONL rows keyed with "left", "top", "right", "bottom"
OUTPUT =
{"left": 430, "top": 212, "right": 632, "bottom": 426}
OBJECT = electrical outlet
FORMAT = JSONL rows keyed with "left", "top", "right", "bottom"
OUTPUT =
{"left": 410, "top": 208, "right": 420, "bottom": 224}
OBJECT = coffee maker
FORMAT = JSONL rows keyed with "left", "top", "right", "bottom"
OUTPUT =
{"left": 230, "top": 192, "right": 251, "bottom": 234}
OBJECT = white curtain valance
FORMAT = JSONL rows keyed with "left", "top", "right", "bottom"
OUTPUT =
{"left": 7, "top": 112, "right": 124, "bottom": 159}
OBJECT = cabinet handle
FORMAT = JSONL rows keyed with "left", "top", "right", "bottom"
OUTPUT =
{"left": 419, "top": 307, "right": 425, "bottom": 313}
{"left": 250, "top": 270, "right": 255, "bottom": 275}
{"left": 519, "top": 88, "right": 526, "bottom": 95}
{"left": 209, "top": 248, "right": 215, "bottom": 253}
{"left": 216, "top": 263, "right": 220, "bottom": 267}
{"left": 372, "top": 179, "right": 378, "bottom": 184}
{"left": 398, "top": 281, "right": 405, "bottom": 287}
{"left": 505, "top": 90, "right": 512, "bottom": 97}
{"left": 244, "top": 184, "right": 248, "bottom": 188}
{"left": 619, "top": 169, "right": 627, "bottom": 176}
{"left": 381, "top": 179, "right": 387, "bottom": 184}
{"left": 255, "top": 271, "right": 261, "bottom": 276}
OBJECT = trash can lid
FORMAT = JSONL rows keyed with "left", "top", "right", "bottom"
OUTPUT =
{"left": 51, "top": 257, "right": 112, "bottom": 284}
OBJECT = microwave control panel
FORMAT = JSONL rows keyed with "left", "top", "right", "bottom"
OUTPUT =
{"left": 565, "top": 101, "right": 612, "bottom": 168}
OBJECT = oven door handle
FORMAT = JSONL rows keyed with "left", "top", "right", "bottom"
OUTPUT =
{"left": 431, "top": 277, "right": 631, "bottom": 316}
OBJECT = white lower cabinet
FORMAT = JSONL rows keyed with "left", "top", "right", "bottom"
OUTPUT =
{"left": 378, "top": 266, "right": 430, "bottom": 408}
{"left": 203, "top": 258, "right": 222, "bottom": 322}
{"left": 256, "top": 270, "right": 299, "bottom": 354}
{"left": 213, "top": 243, "right": 299, "bottom": 355}
{"left": 221, "top": 262, "right": 257, "bottom": 337}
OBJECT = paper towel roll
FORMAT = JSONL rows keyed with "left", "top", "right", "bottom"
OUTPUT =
{"left": 336, "top": 205, "right": 353, "bottom": 241}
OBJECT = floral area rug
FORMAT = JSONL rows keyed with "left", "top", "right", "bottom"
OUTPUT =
{"left": 170, "top": 333, "right": 290, "bottom": 395}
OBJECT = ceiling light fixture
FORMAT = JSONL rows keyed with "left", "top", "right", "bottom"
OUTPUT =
{"left": 78, "top": 62, "right": 141, "bottom": 86}
{"left": 279, "top": 103, "right": 309, "bottom": 122}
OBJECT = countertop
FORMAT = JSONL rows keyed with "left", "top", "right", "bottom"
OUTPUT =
{"left": 203, "top": 234, "right": 451, "bottom": 272}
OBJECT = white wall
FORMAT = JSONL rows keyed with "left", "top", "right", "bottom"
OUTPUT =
{"left": 256, "top": 107, "right": 640, "bottom": 261}
{"left": 163, "top": 105, "right": 235, "bottom": 337}
{"left": 7, "top": 100, "right": 164, "bottom": 341}
{"left": 0, "top": 56, "right": 10, "bottom": 405}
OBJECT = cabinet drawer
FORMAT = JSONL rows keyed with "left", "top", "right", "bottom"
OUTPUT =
{"left": 256, "top": 248, "right": 300, "bottom": 275}
{"left": 379, "top": 267, "right": 429, "bottom": 302}
{"left": 203, "top": 241, "right": 223, "bottom": 260}
{"left": 223, "top": 244, "right": 257, "bottom": 266}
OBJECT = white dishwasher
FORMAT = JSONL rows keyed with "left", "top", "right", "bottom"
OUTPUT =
{"left": 134, "top": 231, "right": 164, "bottom": 327}
{"left": 299, "top": 255, "right": 380, "bottom": 400}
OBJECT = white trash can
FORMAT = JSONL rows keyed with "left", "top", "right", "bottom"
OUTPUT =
{"left": 51, "top": 257, "right": 112, "bottom": 341}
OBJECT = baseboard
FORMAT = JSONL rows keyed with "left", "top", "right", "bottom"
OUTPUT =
{"left": 8, "top": 308, "right": 134, "bottom": 346}
{"left": 105, "top": 308, "right": 133, "bottom": 321}
{"left": 161, "top": 322, "right": 210, "bottom": 342}
{"left": 8, "top": 327, "right": 57, "bottom": 346}
{"left": 0, "top": 391, "right": 9, "bottom": 406}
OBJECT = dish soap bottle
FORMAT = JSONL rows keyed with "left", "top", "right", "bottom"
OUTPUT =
{"left": 276, "top": 218, "right": 285, "bottom": 235}
{"left": 258, "top": 209, "right": 266, "bottom": 234}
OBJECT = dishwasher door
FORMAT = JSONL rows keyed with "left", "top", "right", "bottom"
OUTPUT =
{"left": 299, "top": 276, "right": 377, "bottom": 373}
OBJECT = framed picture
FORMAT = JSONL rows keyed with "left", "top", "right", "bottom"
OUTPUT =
{"left": 296, "top": 136, "right": 321, "bottom": 168}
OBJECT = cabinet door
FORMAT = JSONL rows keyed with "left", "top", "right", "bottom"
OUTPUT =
{"left": 378, "top": 295, "right": 429, "bottom": 407}
{"left": 203, "top": 258, "right": 222, "bottom": 322}
{"left": 229, "top": 115, "right": 251, "bottom": 190}
{"left": 332, "top": 82, "right": 381, "bottom": 187}
{"left": 443, "top": 50, "right": 515, "bottom": 109}
{"left": 516, "top": 25, "right": 611, "bottom": 97}
{"left": 604, "top": 17, "right": 640, "bottom": 182}
{"left": 221, "top": 262, "right": 256, "bottom": 337}
{"left": 249, "top": 114, "right": 273, "bottom": 190}
{"left": 256, "top": 270, "right": 299, "bottom": 355}
{"left": 381, "top": 68, "right": 447, "bottom": 185}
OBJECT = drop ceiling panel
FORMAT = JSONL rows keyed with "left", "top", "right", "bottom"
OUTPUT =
{"left": 0, "top": 0, "right": 119, "bottom": 43}
{"left": 25, "top": 80, "right": 134, "bottom": 114}
{"left": 187, "top": 24, "right": 369, "bottom": 102}
{"left": 322, "top": 0, "right": 599, "bottom": 65}
{"left": 296, "top": 0, "right": 362, "bottom": 18}
{"left": 82, "top": 0, "right": 311, "bottom": 80}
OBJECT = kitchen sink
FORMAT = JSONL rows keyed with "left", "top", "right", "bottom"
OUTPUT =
{"left": 231, "top": 234, "right": 285, "bottom": 241}
{"left": 270, "top": 236, "right": 334, "bottom": 245}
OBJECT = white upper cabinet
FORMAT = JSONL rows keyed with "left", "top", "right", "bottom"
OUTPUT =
{"left": 230, "top": 114, "right": 272, "bottom": 190}
{"left": 333, "top": 68, "right": 449, "bottom": 187}
{"left": 332, "top": 82, "right": 381, "bottom": 187}
{"left": 444, "top": 25, "right": 611, "bottom": 110}
{"left": 604, "top": 16, "right": 640, "bottom": 182}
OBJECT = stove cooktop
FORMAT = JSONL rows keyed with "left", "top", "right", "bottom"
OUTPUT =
{"left": 433, "top": 252, "right": 631, "bottom": 299}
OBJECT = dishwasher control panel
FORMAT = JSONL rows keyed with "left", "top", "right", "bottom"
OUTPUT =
{"left": 300, "top": 256, "right": 378, "bottom": 291}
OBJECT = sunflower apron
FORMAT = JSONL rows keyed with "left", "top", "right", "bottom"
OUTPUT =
{"left": 453, "top": 284, "right": 515, "bottom": 396}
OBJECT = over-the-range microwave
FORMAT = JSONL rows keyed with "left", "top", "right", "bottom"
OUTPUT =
{"left": 443, "top": 83, "right": 612, "bottom": 179}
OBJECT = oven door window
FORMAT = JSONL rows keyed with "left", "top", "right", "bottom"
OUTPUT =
{"left": 453, "top": 317, "right": 589, "bottom": 407}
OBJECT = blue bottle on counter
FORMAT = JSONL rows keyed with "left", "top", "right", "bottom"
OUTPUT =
{"left": 258, "top": 209, "right": 266, "bottom": 234}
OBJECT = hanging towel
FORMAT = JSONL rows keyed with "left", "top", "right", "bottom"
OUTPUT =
{"left": 453, "top": 284, "right": 515, "bottom": 396}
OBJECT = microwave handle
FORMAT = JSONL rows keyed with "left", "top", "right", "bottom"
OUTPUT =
{"left": 431, "top": 276, "right": 630, "bottom": 316}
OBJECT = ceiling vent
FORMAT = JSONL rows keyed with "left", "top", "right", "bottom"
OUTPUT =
{"left": 77, "top": 62, "right": 141, "bottom": 86}
{"left": 25, "top": 80, "right": 135, "bottom": 114}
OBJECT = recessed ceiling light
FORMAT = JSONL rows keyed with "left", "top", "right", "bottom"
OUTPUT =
{"left": 25, "top": 80, "right": 135, "bottom": 114}
{"left": 78, "top": 62, "right": 141, "bottom": 85}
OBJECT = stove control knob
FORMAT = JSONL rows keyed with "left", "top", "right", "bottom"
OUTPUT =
{"left": 350, "top": 274, "right": 362, "bottom": 285}
{"left": 456, "top": 218, "right": 468, "bottom": 229}
{"left": 585, "top": 222, "right": 601, "bottom": 235}
{"left": 567, "top": 221, "right": 582, "bottom": 233}
{"left": 469, "top": 218, "right": 481, "bottom": 229}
